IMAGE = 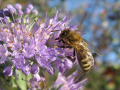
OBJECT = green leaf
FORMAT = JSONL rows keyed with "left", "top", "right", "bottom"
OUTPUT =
{"left": 48, "top": 86, "right": 53, "bottom": 90}
{"left": 56, "top": 84, "right": 64, "bottom": 90}
{"left": 16, "top": 70, "right": 27, "bottom": 90}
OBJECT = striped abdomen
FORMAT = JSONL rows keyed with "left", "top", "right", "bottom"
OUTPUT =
{"left": 80, "top": 56, "right": 91, "bottom": 72}
{"left": 77, "top": 49, "right": 92, "bottom": 73}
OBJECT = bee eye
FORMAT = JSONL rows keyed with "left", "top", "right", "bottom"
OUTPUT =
{"left": 61, "top": 32, "right": 66, "bottom": 37}
{"left": 64, "top": 32, "right": 67, "bottom": 35}
{"left": 60, "top": 30, "right": 70, "bottom": 37}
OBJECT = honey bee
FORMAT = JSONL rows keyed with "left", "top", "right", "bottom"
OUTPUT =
{"left": 55, "top": 28, "right": 102, "bottom": 73}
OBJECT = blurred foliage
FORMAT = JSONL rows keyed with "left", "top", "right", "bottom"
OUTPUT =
{"left": 0, "top": 0, "right": 120, "bottom": 90}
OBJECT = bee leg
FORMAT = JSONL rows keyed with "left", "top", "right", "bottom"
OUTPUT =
{"left": 73, "top": 49, "right": 76, "bottom": 62}
{"left": 55, "top": 38, "right": 59, "bottom": 40}
{"left": 59, "top": 39, "right": 65, "bottom": 43}
{"left": 55, "top": 38, "right": 61, "bottom": 42}
{"left": 66, "top": 49, "right": 76, "bottom": 62}
{"left": 66, "top": 56, "right": 75, "bottom": 62}
{"left": 58, "top": 46, "right": 76, "bottom": 62}
{"left": 55, "top": 38, "right": 65, "bottom": 43}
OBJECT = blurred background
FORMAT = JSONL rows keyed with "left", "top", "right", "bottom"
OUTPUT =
{"left": 0, "top": 0, "right": 120, "bottom": 90}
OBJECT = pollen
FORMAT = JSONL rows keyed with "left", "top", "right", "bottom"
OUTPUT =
{"left": 21, "top": 41, "right": 23, "bottom": 44}
{"left": 29, "top": 33, "right": 32, "bottom": 36}
{"left": 35, "top": 45, "right": 37, "bottom": 47}
{"left": 54, "top": 46, "right": 58, "bottom": 48}
{"left": 50, "top": 24, "right": 53, "bottom": 26}
{"left": 48, "top": 29, "right": 52, "bottom": 32}
{"left": 39, "top": 40, "right": 41, "bottom": 42}
{"left": 18, "top": 49, "right": 22, "bottom": 53}
{"left": 12, "top": 41, "right": 14, "bottom": 43}
{"left": 43, "top": 32, "right": 49, "bottom": 37}
{"left": 0, "top": 30, "right": 2, "bottom": 32}
{"left": 5, "top": 30, "right": 8, "bottom": 33}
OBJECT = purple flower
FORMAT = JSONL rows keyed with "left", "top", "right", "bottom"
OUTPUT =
{"left": 24, "top": 8, "right": 31, "bottom": 14}
{"left": 3, "top": 8, "right": 8, "bottom": 12}
{"left": 32, "top": 10, "right": 38, "bottom": 15}
{"left": 28, "top": 74, "right": 45, "bottom": 89}
{"left": 26, "top": 4, "right": 33, "bottom": 10}
{"left": 6, "top": 4, "right": 13, "bottom": 9}
{"left": 15, "top": 18, "right": 21, "bottom": 23}
{"left": 39, "top": 75, "right": 45, "bottom": 82}
{"left": 14, "top": 3, "right": 22, "bottom": 10}
{"left": 64, "top": 59, "right": 73, "bottom": 69}
{"left": 33, "top": 73, "right": 41, "bottom": 81}
{"left": 0, "top": 45, "right": 9, "bottom": 64}
{"left": 10, "top": 22, "right": 15, "bottom": 27}
{"left": 23, "top": 42, "right": 35, "bottom": 58}
{"left": 53, "top": 71, "right": 88, "bottom": 90}
{"left": 17, "top": 10, "right": 23, "bottom": 17}
{"left": 11, "top": 42, "right": 23, "bottom": 58}
{"left": 22, "top": 64, "right": 31, "bottom": 75}
{"left": 29, "top": 79, "right": 39, "bottom": 89}
{"left": 46, "top": 66, "right": 55, "bottom": 75}
{"left": 31, "top": 63, "right": 39, "bottom": 74}
{"left": 0, "top": 4, "right": 84, "bottom": 87}
{"left": 54, "top": 59, "right": 66, "bottom": 73}
{"left": 3, "top": 66, "right": 13, "bottom": 76}
{"left": 9, "top": 8, "right": 16, "bottom": 14}
{"left": 13, "top": 55, "right": 25, "bottom": 69}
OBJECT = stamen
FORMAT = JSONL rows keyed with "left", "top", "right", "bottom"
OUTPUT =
{"left": 54, "top": 46, "right": 58, "bottom": 48}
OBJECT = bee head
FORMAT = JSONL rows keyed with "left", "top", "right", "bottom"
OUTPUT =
{"left": 60, "top": 29, "right": 70, "bottom": 38}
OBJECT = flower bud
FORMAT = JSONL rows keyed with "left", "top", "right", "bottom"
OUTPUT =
{"left": 3, "top": 8, "right": 8, "bottom": 12}
{"left": 29, "top": 79, "right": 38, "bottom": 88}
{"left": 14, "top": 3, "right": 22, "bottom": 10}
{"left": 10, "top": 22, "right": 15, "bottom": 27}
{"left": 9, "top": 8, "right": 16, "bottom": 14}
{"left": 3, "top": 17, "right": 9, "bottom": 23}
{"left": 31, "top": 63, "right": 39, "bottom": 74}
{"left": 3, "top": 66, "right": 13, "bottom": 76}
{"left": 39, "top": 75, "right": 45, "bottom": 82}
{"left": 22, "top": 64, "right": 31, "bottom": 75}
{"left": 0, "top": 17, "right": 3, "bottom": 21}
{"left": 33, "top": 73, "right": 40, "bottom": 82}
{"left": 6, "top": 4, "right": 13, "bottom": 9}
{"left": 27, "top": 4, "right": 33, "bottom": 10}
{"left": 24, "top": 8, "right": 31, "bottom": 14}
{"left": 32, "top": 10, "right": 38, "bottom": 15}
{"left": 46, "top": 67, "right": 55, "bottom": 75}
{"left": 15, "top": 18, "right": 21, "bottom": 23}
{"left": 64, "top": 59, "right": 73, "bottom": 69}
{"left": 54, "top": 60, "right": 66, "bottom": 73}
{"left": 17, "top": 10, "right": 23, "bottom": 17}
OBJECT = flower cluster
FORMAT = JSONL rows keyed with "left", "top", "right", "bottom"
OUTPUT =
{"left": 0, "top": 3, "right": 87, "bottom": 89}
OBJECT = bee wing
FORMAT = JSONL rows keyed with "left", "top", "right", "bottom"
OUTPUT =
{"left": 82, "top": 38, "right": 103, "bottom": 56}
